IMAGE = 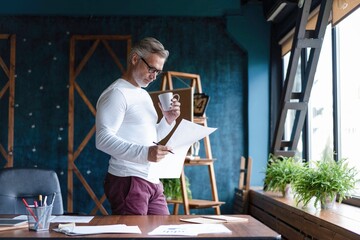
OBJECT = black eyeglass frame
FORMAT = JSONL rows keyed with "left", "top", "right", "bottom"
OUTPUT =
{"left": 140, "top": 57, "right": 163, "bottom": 75}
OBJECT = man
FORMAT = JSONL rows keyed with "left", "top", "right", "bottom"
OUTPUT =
{"left": 95, "top": 37, "right": 181, "bottom": 215}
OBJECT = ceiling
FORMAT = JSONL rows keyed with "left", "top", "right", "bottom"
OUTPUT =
{"left": 0, "top": 0, "right": 246, "bottom": 17}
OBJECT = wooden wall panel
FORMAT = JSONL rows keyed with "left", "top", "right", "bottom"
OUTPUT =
{"left": 68, "top": 35, "right": 131, "bottom": 215}
{"left": 0, "top": 34, "right": 15, "bottom": 168}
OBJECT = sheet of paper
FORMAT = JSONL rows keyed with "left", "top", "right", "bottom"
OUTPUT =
{"left": 148, "top": 119, "right": 217, "bottom": 179}
{"left": 14, "top": 215, "right": 93, "bottom": 223}
{"left": 148, "top": 223, "right": 231, "bottom": 236}
{"left": 180, "top": 216, "right": 248, "bottom": 224}
{"left": 50, "top": 215, "right": 94, "bottom": 223}
{"left": 180, "top": 217, "right": 226, "bottom": 224}
{"left": 194, "top": 223, "right": 232, "bottom": 234}
{"left": 148, "top": 224, "right": 197, "bottom": 236}
{"left": 54, "top": 224, "right": 141, "bottom": 235}
{"left": 203, "top": 215, "right": 249, "bottom": 222}
{"left": 13, "top": 215, "right": 57, "bottom": 222}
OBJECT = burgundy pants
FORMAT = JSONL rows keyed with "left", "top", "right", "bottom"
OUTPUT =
{"left": 104, "top": 173, "right": 170, "bottom": 215}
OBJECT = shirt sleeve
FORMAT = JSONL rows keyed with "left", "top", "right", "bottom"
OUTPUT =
{"left": 156, "top": 116, "right": 176, "bottom": 142}
{"left": 95, "top": 88, "right": 148, "bottom": 164}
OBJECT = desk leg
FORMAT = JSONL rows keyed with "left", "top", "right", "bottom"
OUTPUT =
{"left": 173, "top": 203, "right": 179, "bottom": 215}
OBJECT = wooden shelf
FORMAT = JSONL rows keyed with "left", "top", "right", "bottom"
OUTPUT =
{"left": 193, "top": 116, "right": 207, "bottom": 124}
{"left": 161, "top": 71, "right": 223, "bottom": 215}
{"left": 184, "top": 158, "right": 215, "bottom": 165}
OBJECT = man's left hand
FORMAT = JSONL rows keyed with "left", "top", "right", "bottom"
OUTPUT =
{"left": 160, "top": 97, "right": 181, "bottom": 124}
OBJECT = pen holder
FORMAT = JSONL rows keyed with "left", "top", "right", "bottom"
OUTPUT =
{"left": 26, "top": 204, "right": 53, "bottom": 231}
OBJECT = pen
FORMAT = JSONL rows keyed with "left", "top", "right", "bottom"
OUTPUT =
{"left": 44, "top": 196, "right": 48, "bottom": 206}
{"left": 152, "top": 141, "right": 174, "bottom": 154}
{"left": 51, "top": 192, "right": 57, "bottom": 205}
{"left": 39, "top": 194, "right": 43, "bottom": 206}
{"left": 22, "top": 198, "right": 38, "bottom": 222}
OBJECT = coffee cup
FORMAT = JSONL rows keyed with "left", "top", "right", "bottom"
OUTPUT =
{"left": 158, "top": 92, "right": 180, "bottom": 111}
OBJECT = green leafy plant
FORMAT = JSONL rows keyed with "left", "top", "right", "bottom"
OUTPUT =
{"left": 161, "top": 177, "right": 192, "bottom": 200}
{"left": 293, "top": 158, "right": 359, "bottom": 209}
{"left": 264, "top": 154, "right": 304, "bottom": 197}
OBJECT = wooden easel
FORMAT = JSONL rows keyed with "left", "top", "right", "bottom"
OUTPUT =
{"left": 0, "top": 34, "right": 16, "bottom": 168}
{"left": 161, "top": 71, "right": 224, "bottom": 215}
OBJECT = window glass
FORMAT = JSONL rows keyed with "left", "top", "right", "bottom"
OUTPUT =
{"left": 337, "top": 8, "right": 360, "bottom": 197}
{"left": 282, "top": 53, "right": 303, "bottom": 159}
{"left": 282, "top": 26, "right": 334, "bottom": 162}
{"left": 308, "top": 26, "right": 334, "bottom": 163}
{"left": 281, "top": 7, "right": 360, "bottom": 201}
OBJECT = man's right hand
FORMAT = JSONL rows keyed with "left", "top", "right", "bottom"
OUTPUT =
{"left": 147, "top": 145, "right": 173, "bottom": 162}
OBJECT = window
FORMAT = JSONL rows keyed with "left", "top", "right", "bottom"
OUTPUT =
{"left": 281, "top": 8, "right": 360, "bottom": 200}
{"left": 282, "top": 51, "right": 304, "bottom": 160}
{"left": 308, "top": 26, "right": 334, "bottom": 163}
{"left": 282, "top": 27, "right": 333, "bottom": 163}
{"left": 337, "top": 9, "right": 360, "bottom": 197}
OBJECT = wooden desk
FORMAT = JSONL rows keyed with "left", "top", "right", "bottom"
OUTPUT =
{"left": 0, "top": 215, "right": 281, "bottom": 239}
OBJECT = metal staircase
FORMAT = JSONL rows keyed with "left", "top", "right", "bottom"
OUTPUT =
{"left": 271, "top": 0, "right": 333, "bottom": 157}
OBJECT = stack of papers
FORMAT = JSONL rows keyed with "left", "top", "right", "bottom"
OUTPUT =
{"left": 0, "top": 219, "right": 28, "bottom": 232}
{"left": 54, "top": 223, "right": 141, "bottom": 236}
{"left": 0, "top": 219, "right": 27, "bottom": 226}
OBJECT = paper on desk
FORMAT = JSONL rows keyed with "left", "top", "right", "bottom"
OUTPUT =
{"left": 51, "top": 215, "right": 94, "bottom": 223}
{"left": 13, "top": 215, "right": 56, "bottom": 222}
{"left": 148, "top": 119, "right": 217, "bottom": 179}
{"left": 202, "top": 215, "right": 249, "bottom": 222}
{"left": 54, "top": 224, "right": 141, "bottom": 235}
{"left": 180, "top": 217, "right": 226, "bottom": 224}
{"left": 180, "top": 215, "right": 249, "bottom": 224}
{"left": 13, "top": 215, "right": 93, "bottom": 223}
{"left": 148, "top": 224, "right": 196, "bottom": 236}
{"left": 148, "top": 223, "right": 231, "bottom": 236}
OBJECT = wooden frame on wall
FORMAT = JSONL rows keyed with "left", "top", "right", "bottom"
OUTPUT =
{"left": 0, "top": 34, "right": 16, "bottom": 168}
{"left": 68, "top": 35, "right": 131, "bottom": 215}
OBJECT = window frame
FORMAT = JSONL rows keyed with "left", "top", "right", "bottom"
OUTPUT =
{"left": 279, "top": 11, "right": 360, "bottom": 207}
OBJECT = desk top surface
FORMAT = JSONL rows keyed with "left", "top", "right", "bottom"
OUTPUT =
{"left": 0, "top": 214, "right": 281, "bottom": 239}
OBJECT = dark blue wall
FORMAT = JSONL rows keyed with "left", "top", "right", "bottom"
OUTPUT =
{"left": 226, "top": 7, "right": 271, "bottom": 187}
{"left": 0, "top": 16, "right": 246, "bottom": 214}
{"left": 0, "top": 0, "right": 242, "bottom": 17}
{"left": 0, "top": 1, "right": 270, "bottom": 215}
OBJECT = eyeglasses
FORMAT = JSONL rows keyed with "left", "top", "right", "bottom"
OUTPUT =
{"left": 140, "top": 57, "right": 163, "bottom": 75}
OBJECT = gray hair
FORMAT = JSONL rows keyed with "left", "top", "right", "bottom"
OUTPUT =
{"left": 128, "top": 37, "right": 169, "bottom": 63}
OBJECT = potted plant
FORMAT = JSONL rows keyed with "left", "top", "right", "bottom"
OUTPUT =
{"left": 293, "top": 157, "right": 359, "bottom": 209}
{"left": 264, "top": 154, "right": 304, "bottom": 197}
{"left": 161, "top": 177, "right": 192, "bottom": 200}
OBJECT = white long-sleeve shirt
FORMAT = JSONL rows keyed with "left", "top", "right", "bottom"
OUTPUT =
{"left": 95, "top": 79, "right": 175, "bottom": 183}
